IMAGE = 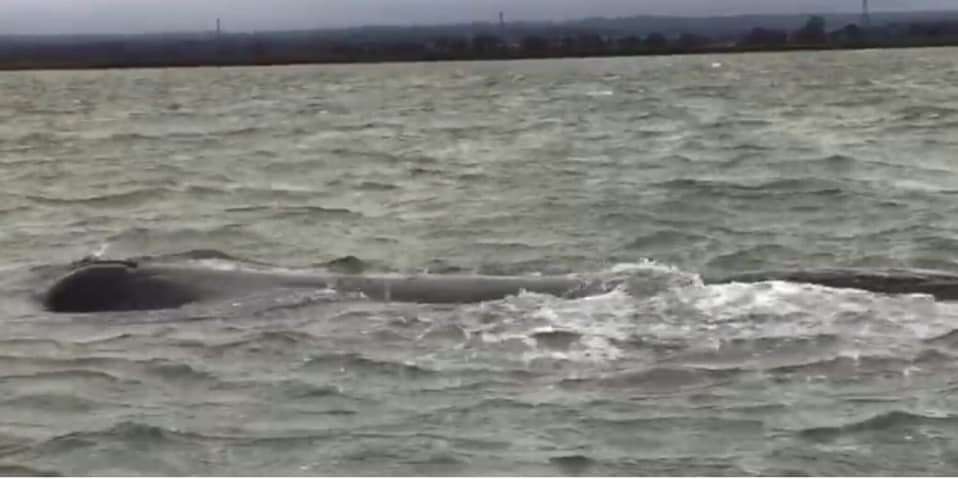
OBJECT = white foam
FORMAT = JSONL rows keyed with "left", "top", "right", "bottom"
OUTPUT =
{"left": 461, "top": 260, "right": 958, "bottom": 366}
{"left": 190, "top": 258, "right": 253, "bottom": 271}
{"left": 467, "top": 289, "right": 639, "bottom": 364}
{"left": 91, "top": 242, "right": 110, "bottom": 259}
{"left": 678, "top": 279, "right": 958, "bottom": 344}
{"left": 609, "top": 258, "right": 680, "bottom": 274}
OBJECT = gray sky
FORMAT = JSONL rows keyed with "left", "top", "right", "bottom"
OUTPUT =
{"left": 1, "top": 0, "right": 955, "bottom": 35}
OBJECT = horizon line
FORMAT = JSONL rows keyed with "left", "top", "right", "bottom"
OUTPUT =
{"left": 2, "top": 8, "right": 956, "bottom": 38}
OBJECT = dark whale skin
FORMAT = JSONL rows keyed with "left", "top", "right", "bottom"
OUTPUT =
{"left": 42, "top": 261, "right": 600, "bottom": 313}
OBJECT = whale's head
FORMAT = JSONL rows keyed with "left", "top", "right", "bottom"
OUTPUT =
{"left": 44, "top": 262, "right": 201, "bottom": 313}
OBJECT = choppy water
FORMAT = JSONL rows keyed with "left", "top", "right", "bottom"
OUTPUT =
{"left": 2, "top": 49, "right": 958, "bottom": 475}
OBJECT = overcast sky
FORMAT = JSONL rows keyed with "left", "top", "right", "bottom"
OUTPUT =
{"left": 1, "top": 0, "right": 955, "bottom": 35}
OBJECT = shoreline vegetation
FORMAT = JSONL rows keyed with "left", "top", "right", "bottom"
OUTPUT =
{"left": 2, "top": 14, "right": 958, "bottom": 71}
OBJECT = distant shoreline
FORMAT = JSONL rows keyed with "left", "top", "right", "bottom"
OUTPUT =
{"left": 1, "top": 40, "right": 956, "bottom": 72}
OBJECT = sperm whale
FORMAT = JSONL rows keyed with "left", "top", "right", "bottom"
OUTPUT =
{"left": 42, "top": 260, "right": 958, "bottom": 313}
{"left": 42, "top": 260, "right": 606, "bottom": 313}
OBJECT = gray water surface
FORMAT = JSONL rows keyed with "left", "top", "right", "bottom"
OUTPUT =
{"left": 2, "top": 49, "right": 958, "bottom": 475}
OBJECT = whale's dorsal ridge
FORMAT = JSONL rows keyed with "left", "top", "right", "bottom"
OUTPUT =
{"left": 69, "top": 257, "right": 140, "bottom": 270}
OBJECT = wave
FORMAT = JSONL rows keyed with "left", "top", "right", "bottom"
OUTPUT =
{"left": 0, "top": 132, "right": 62, "bottom": 145}
{"left": 761, "top": 353, "right": 936, "bottom": 377}
{"left": 660, "top": 334, "right": 843, "bottom": 369}
{"left": 357, "top": 181, "right": 400, "bottom": 191}
{"left": 560, "top": 366, "right": 740, "bottom": 393}
{"left": 122, "top": 250, "right": 370, "bottom": 276}
{"left": 30, "top": 421, "right": 214, "bottom": 455}
{"left": 0, "top": 464, "right": 61, "bottom": 476}
{"left": 143, "top": 360, "right": 218, "bottom": 383}
{"left": 583, "top": 414, "right": 764, "bottom": 432}
{"left": 705, "top": 244, "right": 807, "bottom": 271}
{"left": 101, "top": 127, "right": 264, "bottom": 143}
{"left": 66, "top": 233, "right": 277, "bottom": 269}
{"left": 300, "top": 352, "right": 438, "bottom": 378}
{"left": 0, "top": 355, "right": 214, "bottom": 387}
{"left": 706, "top": 117, "right": 773, "bottom": 129}
{"left": 926, "top": 328, "right": 958, "bottom": 348}
{"left": 224, "top": 204, "right": 364, "bottom": 218}
{"left": 548, "top": 455, "right": 597, "bottom": 475}
{"left": 277, "top": 380, "right": 349, "bottom": 400}
{"left": 23, "top": 188, "right": 170, "bottom": 208}
{"left": 107, "top": 182, "right": 326, "bottom": 201}
{"left": 0, "top": 337, "right": 64, "bottom": 350}
{"left": 720, "top": 142, "right": 775, "bottom": 153}
{"left": 138, "top": 248, "right": 261, "bottom": 264}
{"left": 602, "top": 457, "right": 750, "bottom": 476}
{"left": 17, "top": 421, "right": 505, "bottom": 476}
{"left": 624, "top": 229, "right": 714, "bottom": 251}
{"left": 208, "top": 330, "right": 324, "bottom": 354}
{"left": 20, "top": 419, "right": 503, "bottom": 466}
{"left": 655, "top": 177, "right": 850, "bottom": 199}
{"left": 0, "top": 369, "right": 129, "bottom": 385}
{"left": 530, "top": 329, "right": 582, "bottom": 351}
{"left": 0, "top": 393, "right": 105, "bottom": 413}
{"left": 799, "top": 410, "right": 958, "bottom": 442}
{"left": 895, "top": 105, "right": 958, "bottom": 122}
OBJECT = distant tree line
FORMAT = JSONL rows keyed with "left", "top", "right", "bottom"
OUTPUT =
{"left": 1, "top": 16, "right": 958, "bottom": 70}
